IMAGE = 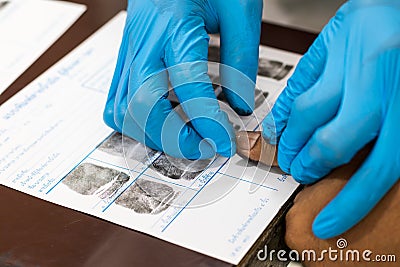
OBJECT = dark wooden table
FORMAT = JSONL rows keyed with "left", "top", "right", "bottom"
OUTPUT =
{"left": 0, "top": 1, "right": 316, "bottom": 266}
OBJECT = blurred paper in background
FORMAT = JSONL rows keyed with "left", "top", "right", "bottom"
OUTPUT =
{"left": 262, "top": 0, "right": 346, "bottom": 33}
{"left": 0, "top": 0, "right": 86, "bottom": 95}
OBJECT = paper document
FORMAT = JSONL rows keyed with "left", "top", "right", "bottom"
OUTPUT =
{"left": 0, "top": 12, "right": 301, "bottom": 264}
{"left": 0, "top": 0, "right": 86, "bottom": 95}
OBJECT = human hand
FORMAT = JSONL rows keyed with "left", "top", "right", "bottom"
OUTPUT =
{"left": 262, "top": 0, "right": 400, "bottom": 238}
{"left": 103, "top": 0, "right": 263, "bottom": 159}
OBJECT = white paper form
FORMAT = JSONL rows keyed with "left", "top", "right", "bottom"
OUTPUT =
{"left": 0, "top": 12, "right": 301, "bottom": 264}
{"left": 209, "top": 35, "right": 300, "bottom": 104}
{"left": 0, "top": 0, "right": 86, "bottom": 95}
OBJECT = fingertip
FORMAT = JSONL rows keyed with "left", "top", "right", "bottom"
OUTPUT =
{"left": 177, "top": 141, "right": 214, "bottom": 160}
{"left": 277, "top": 152, "right": 291, "bottom": 174}
{"left": 289, "top": 161, "right": 306, "bottom": 184}
{"left": 290, "top": 157, "right": 320, "bottom": 184}
{"left": 178, "top": 96, "right": 236, "bottom": 159}
{"left": 218, "top": 123, "right": 236, "bottom": 157}
{"left": 203, "top": 120, "right": 236, "bottom": 158}
{"left": 277, "top": 137, "right": 296, "bottom": 174}
{"left": 221, "top": 87, "right": 254, "bottom": 115}
{"left": 204, "top": 131, "right": 236, "bottom": 158}
{"left": 225, "top": 136, "right": 237, "bottom": 158}
{"left": 312, "top": 208, "right": 344, "bottom": 239}
{"left": 219, "top": 63, "right": 256, "bottom": 116}
{"left": 265, "top": 99, "right": 292, "bottom": 142}
{"left": 261, "top": 113, "right": 278, "bottom": 145}
{"left": 103, "top": 103, "right": 113, "bottom": 123}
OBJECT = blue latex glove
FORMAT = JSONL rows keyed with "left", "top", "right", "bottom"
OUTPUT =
{"left": 104, "top": 0, "right": 262, "bottom": 159}
{"left": 262, "top": 0, "right": 400, "bottom": 239}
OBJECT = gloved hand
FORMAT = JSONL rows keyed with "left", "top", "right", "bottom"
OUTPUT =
{"left": 262, "top": 0, "right": 400, "bottom": 239}
{"left": 104, "top": 0, "right": 263, "bottom": 159}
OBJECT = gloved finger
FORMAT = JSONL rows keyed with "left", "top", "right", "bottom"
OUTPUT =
{"left": 122, "top": 45, "right": 215, "bottom": 159}
{"left": 164, "top": 17, "right": 236, "bottom": 158}
{"left": 122, "top": 99, "right": 161, "bottom": 152}
{"left": 103, "top": 17, "right": 132, "bottom": 132}
{"left": 262, "top": 19, "right": 334, "bottom": 144}
{"left": 277, "top": 78, "right": 342, "bottom": 173}
{"left": 289, "top": 108, "right": 380, "bottom": 184}
{"left": 113, "top": 52, "right": 164, "bottom": 151}
{"left": 312, "top": 48, "right": 400, "bottom": 239}
{"left": 126, "top": 68, "right": 216, "bottom": 159}
{"left": 290, "top": 54, "right": 382, "bottom": 183}
{"left": 312, "top": 121, "right": 400, "bottom": 239}
{"left": 107, "top": 0, "right": 170, "bottom": 130}
{"left": 276, "top": 35, "right": 346, "bottom": 172}
{"left": 104, "top": 6, "right": 161, "bottom": 133}
{"left": 217, "top": 0, "right": 263, "bottom": 115}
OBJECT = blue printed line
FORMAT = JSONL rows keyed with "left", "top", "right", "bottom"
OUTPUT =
{"left": 161, "top": 158, "right": 229, "bottom": 232}
{"left": 218, "top": 172, "right": 278, "bottom": 191}
{"left": 101, "top": 154, "right": 163, "bottom": 212}
{"left": 45, "top": 137, "right": 112, "bottom": 194}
